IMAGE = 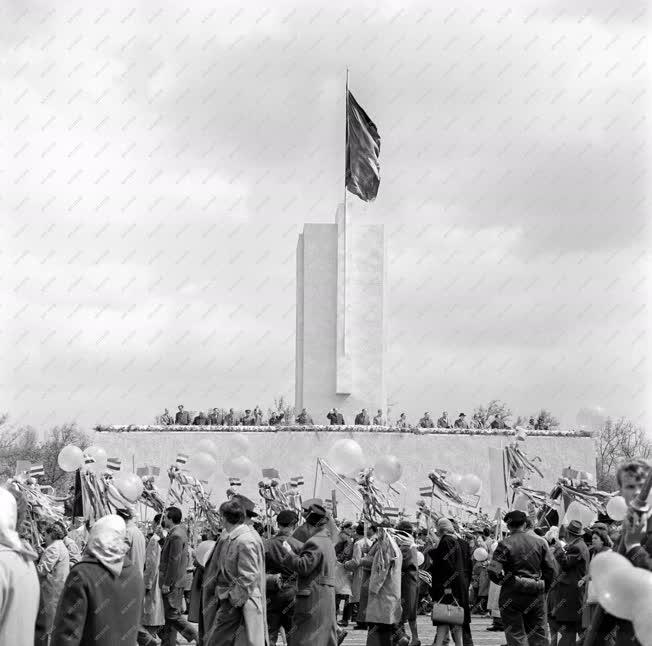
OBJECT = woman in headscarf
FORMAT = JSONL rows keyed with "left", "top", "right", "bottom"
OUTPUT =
{"left": 394, "top": 521, "right": 420, "bottom": 646}
{"left": 580, "top": 527, "right": 613, "bottom": 639}
{"left": 0, "top": 487, "right": 40, "bottom": 646}
{"left": 35, "top": 521, "right": 70, "bottom": 644}
{"left": 50, "top": 514, "right": 145, "bottom": 646}
{"left": 428, "top": 518, "right": 471, "bottom": 646}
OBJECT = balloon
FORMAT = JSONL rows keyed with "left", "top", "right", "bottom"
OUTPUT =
{"left": 590, "top": 552, "right": 633, "bottom": 598}
{"left": 374, "top": 455, "right": 402, "bottom": 484}
{"left": 114, "top": 472, "right": 144, "bottom": 503}
{"left": 565, "top": 501, "right": 586, "bottom": 523}
{"left": 513, "top": 493, "right": 530, "bottom": 512}
{"left": 195, "top": 540, "right": 216, "bottom": 568}
{"left": 597, "top": 565, "right": 652, "bottom": 621}
{"left": 606, "top": 496, "right": 628, "bottom": 522}
{"left": 57, "top": 445, "right": 84, "bottom": 472}
{"left": 223, "top": 455, "right": 253, "bottom": 478}
{"left": 328, "top": 439, "right": 365, "bottom": 476}
{"left": 83, "top": 445, "right": 107, "bottom": 473}
{"left": 416, "top": 551, "right": 425, "bottom": 567}
{"left": 459, "top": 474, "right": 482, "bottom": 495}
{"left": 196, "top": 439, "right": 217, "bottom": 458}
{"left": 580, "top": 505, "right": 597, "bottom": 528}
{"left": 473, "top": 547, "right": 489, "bottom": 561}
{"left": 447, "top": 473, "right": 463, "bottom": 488}
{"left": 188, "top": 453, "right": 217, "bottom": 481}
{"left": 229, "top": 434, "right": 250, "bottom": 456}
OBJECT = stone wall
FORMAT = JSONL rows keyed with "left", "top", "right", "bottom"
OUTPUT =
{"left": 94, "top": 427, "right": 595, "bottom": 520}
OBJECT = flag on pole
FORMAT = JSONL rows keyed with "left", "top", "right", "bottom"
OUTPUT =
{"left": 29, "top": 464, "right": 45, "bottom": 477}
{"left": 107, "top": 458, "right": 121, "bottom": 472}
{"left": 137, "top": 466, "right": 161, "bottom": 477}
{"left": 383, "top": 506, "right": 400, "bottom": 518}
{"left": 346, "top": 90, "right": 381, "bottom": 202}
{"left": 176, "top": 453, "right": 188, "bottom": 466}
{"left": 290, "top": 476, "right": 305, "bottom": 487}
{"left": 229, "top": 477, "right": 242, "bottom": 487}
{"left": 419, "top": 486, "right": 433, "bottom": 498}
{"left": 262, "top": 468, "right": 280, "bottom": 479}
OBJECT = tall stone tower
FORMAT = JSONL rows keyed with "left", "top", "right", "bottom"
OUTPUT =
{"left": 295, "top": 200, "right": 387, "bottom": 423}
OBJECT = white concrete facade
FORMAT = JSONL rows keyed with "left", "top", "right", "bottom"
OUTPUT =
{"left": 295, "top": 201, "right": 387, "bottom": 424}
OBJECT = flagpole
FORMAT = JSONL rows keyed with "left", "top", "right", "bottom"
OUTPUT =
{"left": 344, "top": 67, "right": 348, "bottom": 216}
{"left": 343, "top": 66, "right": 349, "bottom": 356}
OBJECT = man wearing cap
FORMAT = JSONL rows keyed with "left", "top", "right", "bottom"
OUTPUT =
{"left": 231, "top": 494, "right": 265, "bottom": 546}
{"left": 293, "top": 498, "right": 323, "bottom": 543}
{"left": 281, "top": 504, "right": 339, "bottom": 646}
{"left": 488, "top": 510, "right": 556, "bottom": 646}
{"left": 454, "top": 413, "right": 469, "bottom": 429}
{"left": 550, "top": 520, "right": 589, "bottom": 646}
{"left": 265, "top": 510, "right": 303, "bottom": 645}
{"left": 202, "top": 499, "right": 266, "bottom": 646}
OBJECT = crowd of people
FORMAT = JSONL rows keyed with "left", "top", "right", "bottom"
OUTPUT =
{"left": 156, "top": 405, "right": 552, "bottom": 431}
{"left": 1, "top": 459, "right": 651, "bottom": 646}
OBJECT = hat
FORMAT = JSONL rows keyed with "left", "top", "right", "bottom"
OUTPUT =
{"left": 591, "top": 522, "right": 609, "bottom": 532}
{"left": 232, "top": 495, "right": 258, "bottom": 518}
{"left": 305, "top": 504, "right": 327, "bottom": 526}
{"left": 567, "top": 520, "right": 584, "bottom": 536}
{"left": 340, "top": 520, "right": 353, "bottom": 530}
{"left": 277, "top": 510, "right": 298, "bottom": 527}
{"left": 396, "top": 520, "right": 414, "bottom": 534}
{"left": 302, "top": 498, "right": 323, "bottom": 512}
{"left": 504, "top": 510, "right": 527, "bottom": 526}
{"left": 459, "top": 413, "right": 466, "bottom": 417}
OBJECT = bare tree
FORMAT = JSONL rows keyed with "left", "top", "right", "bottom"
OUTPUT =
{"left": 596, "top": 417, "right": 651, "bottom": 491}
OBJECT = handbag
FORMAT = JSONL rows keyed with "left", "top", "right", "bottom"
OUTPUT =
{"left": 431, "top": 588, "right": 465, "bottom": 626}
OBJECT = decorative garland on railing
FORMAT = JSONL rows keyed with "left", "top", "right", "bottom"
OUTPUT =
{"left": 95, "top": 424, "right": 592, "bottom": 437}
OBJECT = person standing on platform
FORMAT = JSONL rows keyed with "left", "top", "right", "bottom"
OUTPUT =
{"left": 265, "top": 509, "right": 303, "bottom": 645}
{"left": 355, "top": 409, "right": 371, "bottom": 425}
{"left": 418, "top": 413, "right": 434, "bottom": 428}
{"left": 159, "top": 507, "right": 198, "bottom": 646}
{"left": 437, "top": 412, "right": 450, "bottom": 428}
{"left": 488, "top": 510, "right": 556, "bottom": 646}
{"left": 373, "top": 410, "right": 386, "bottom": 425}
{"left": 175, "top": 405, "right": 191, "bottom": 425}
{"left": 280, "top": 503, "right": 339, "bottom": 646}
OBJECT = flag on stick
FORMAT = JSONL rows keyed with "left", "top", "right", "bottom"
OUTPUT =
{"left": 229, "top": 477, "right": 242, "bottom": 487}
{"left": 107, "top": 458, "right": 121, "bottom": 472}
{"left": 383, "top": 506, "right": 400, "bottom": 518}
{"left": 29, "top": 464, "right": 45, "bottom": 477}
{"left": 176, "top": 453, "right": 188, "bottom": 466}
{"left": 290, "top": 475, "right": 305, "bottom": 487}
{"left": 419, "top": 486, "right": 433, "bottom": 498}
{"left": 346, "top": 90, "right": 381, "bottom": 202}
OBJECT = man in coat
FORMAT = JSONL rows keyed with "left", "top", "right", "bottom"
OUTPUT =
{"left": 418, "top": 412, "right": 434, "bottom": 428}
{"left": 142, "top": 515, "right": 165, "bottom": 642}
{"left": 551, "top": 520, "right": 590, "bottom": 646}
{"left": 280, "top": 503, "right": 339, "bottom": 646}
{"left": 159, "top": 507, "right": 198, "bottom": 646}
{"left": 354, "top": 409, "right": 371, "bottom": 425}
{"left": 372, "top": 410, "right": 386, "bottom": 425}
{"left": 344, "top": 524, "right": 372, "bottom": 629}
{"left": 265, "top": 510, "right": 303, "bottom": 645}
{"left": 436, "top": 411, "right": 450, "bottom": 428}
{"left": 488, "top": 510, "right": 556, "bottom": 646}
{"left": 193, "top": 411, "right": 210, "bottom": 426}
{"left": 295, "top": 408, "right": 314, "bottom": 425}
{"left": 327, "top": 408, "right": 345, "bottom": 425}
{"left": 175, "top": 405, "right": 191, "bottom": 425}
{"left": 202, "top": 499, "right": 267, "bottom": 646}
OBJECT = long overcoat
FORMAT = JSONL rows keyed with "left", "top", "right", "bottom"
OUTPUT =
{"left": 142, "top": 535, "right": 165, "bottom": 627}
{"left": 552, "top": 536, "right": 590, "bottom": 623}
{"left": 281, "top": 525, "right": 338, "bottom": 646}
{"left": 428, "top": 534, "right": 471, "bottom": 624}
{"left": 36, "top": 539, "right": 70, "bottom": 638}
{"left": 345, "top": 536, "right": 372, "bottom": 603}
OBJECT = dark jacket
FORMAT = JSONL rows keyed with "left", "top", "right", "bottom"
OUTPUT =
{"left": 50, "top": 558, "right": 144, "bottom": 646}
{"left": 553, "top": 535, "right": 590, "bottom": 622}
{"left": 354, "top": 413, "right": 370, "bottom": 425}
{"left": 193, "top": 415, "right": 209, "bottom": 426}
{"left": 159, "top": 525, "right": 189, "bottom": 588}
{"left": 327, "top": 412, "right": 345, "bottom": 425}
{"left": 175, "top": 411, "right": 191, "bottom": 425}
{"left": 207, "top": 412, "right": 222, "bottom": 425}
{"left": 397, "top": 534, "right": 419, "bottom": 622}
{"left": 428, "top": 534, "right": 471, "bottom": 623}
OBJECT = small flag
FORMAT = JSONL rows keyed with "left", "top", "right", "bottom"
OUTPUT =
{"left": 383, "top": 506, "right": 400, "bottom": 518}
{"left": 29, "top": 464, "right": 45, "bottom": 477}
{"left": 419, "top": 486, "right": 433, "bottom": 497}
{"left": 107, "top": 457, "right": 121, "bottom": 472}
{"left": 84, "top": 455, "right": 96, "bottom": 465}
{"left": 262, "top": 468, "right": 280, "bottom": 479}
{"left": 324, "top": 499, "right": 333, "bottom": 511}
{"left": 346, "top": 90, "right": 381, "bottom": 202}
{"left": 229, "top": 477, "right": 242, "bottom": 487}
{"left": 176, "top": 453, "right": 188, "bottom": 466}
{"left": 290, "top": 475, "right": 305, "bottom": 487}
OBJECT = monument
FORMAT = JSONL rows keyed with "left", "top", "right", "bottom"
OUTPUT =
{"left": 295, "top": 199, "right": 387, "bottom": 423}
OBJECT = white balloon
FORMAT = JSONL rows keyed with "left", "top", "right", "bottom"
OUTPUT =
{"left": 84, "top": 446, "right": 107, "bottom": 473}
{"left": 459, "top": 474, "right": 482, "bottom": 495}
{"left": 416, "top": 551, "right": 425, "bottom": 567}
{"left": 606, "top": 496, "right": 628, "bottom": 522}
{"left": 229, "top": 434, "right": 250, "bottom": 456}
{"left": 328, "top": 439, "right": 365, "bottom": 476}
{"left": 58, "top": 445, "right": 84, "bottom": 472}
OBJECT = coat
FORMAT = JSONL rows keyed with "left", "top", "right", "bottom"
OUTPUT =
{"left": 359, "top": 535, "right": 403, "bottom": 626}
{"left": 159, "top": 524, "right": 189, "bottom": 589}
{"left": 142, "top": 535, "right": 165, "bottom": 627}
{"left": 0, "top": 546, "right": 40, "bottom": 646}
{"left": 428, "top": 534, "right": 471, "bottom": 624}
{"left": 345, "top": 537, "right": 372, "bottom": 603}
{"left": 50, "top": 557, "right": 144, "bottom": 646}
{"left": 552, "top": 536, "right": 590, "bottom": 623}
{"left": 175, "top": 410, "right": 191, "bottom": 425}
{"left": 471, "top": 561, "right": 490, "bottom": 597}
{"left": 202, "top": 524, "right": 267, "bottom": 646}
{"left": 398, "top": 537, "right": 419, "bottom": 622}
{"left": 36, "top": 539, "right": 70, "bottom": 637}
{"left": 282, "top": 525, "right": 338, "bottom": 646}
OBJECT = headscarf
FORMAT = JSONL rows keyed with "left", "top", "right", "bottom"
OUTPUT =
{"left": 436, "top": 518, "right": 456, "bottom": 536}
{"left": 0, "top": 487, "right": 37, "bottom": 560}
{"left": 82, "top": 514, "right": 128, "bottom": 576}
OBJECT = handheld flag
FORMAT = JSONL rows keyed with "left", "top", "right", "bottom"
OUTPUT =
{"left": 419, "top": 485, "right": 433, "bottom": 498}
{"left": 290, "top": 475, "right": 305, "bottom": 487}
{"left": 229, "top": 477, "right": 242, "bottom": 487}
{"left": 29, "top": 464, "right": 45, "bottom": 478}
{"left": 176, "top": 453, "right": 188, "bottom": 466}
{"left": 383, "top": 506, "right": 400, "bottom": 518}
{"left": 346, "top": 90, "right": 381, "bottom": 202}
{"left": 107, "top": 458, "right": 121, "bottom": 472}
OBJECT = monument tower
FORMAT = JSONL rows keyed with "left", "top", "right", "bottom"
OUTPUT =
{"left": 295, "top": 81, "right": 387, "bottom": 423}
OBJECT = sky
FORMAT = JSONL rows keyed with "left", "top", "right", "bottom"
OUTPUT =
{"left": 2, "top": 0, "right": 650, "bottom": 432}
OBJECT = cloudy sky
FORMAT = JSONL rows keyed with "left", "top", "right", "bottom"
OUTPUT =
{"left": 2, "top": 0, "right": 649, "bottom": 432}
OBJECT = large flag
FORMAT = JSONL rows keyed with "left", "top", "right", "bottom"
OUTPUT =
{"left": 346, "top": 90, "right": 381, "bottom": 202}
